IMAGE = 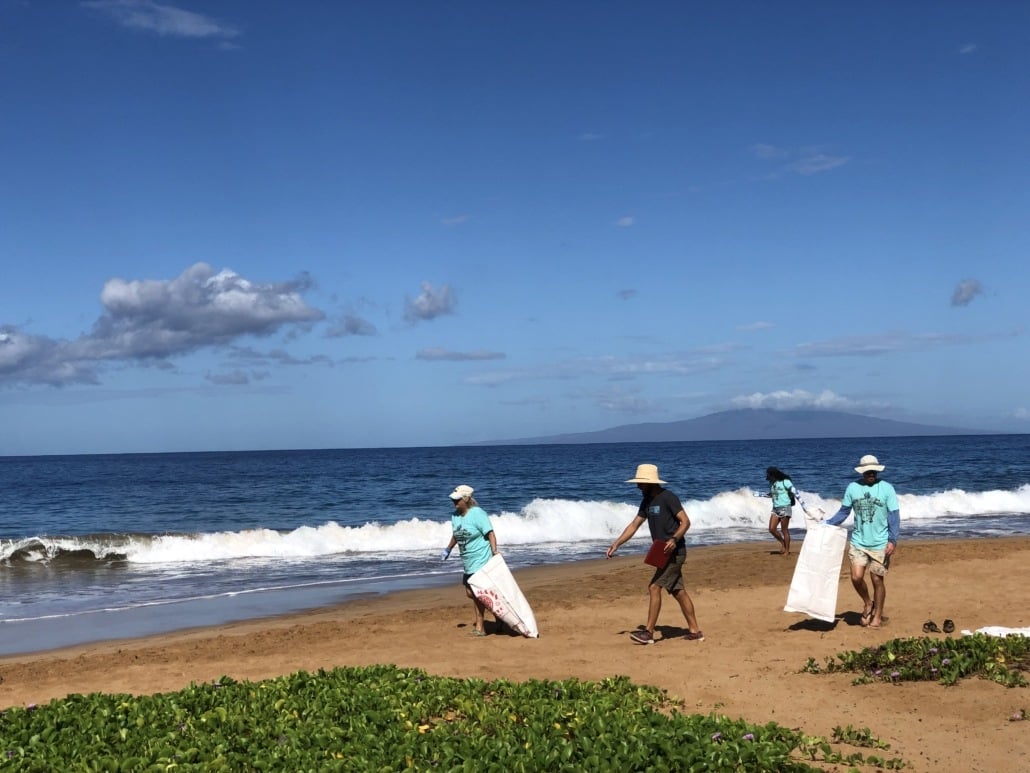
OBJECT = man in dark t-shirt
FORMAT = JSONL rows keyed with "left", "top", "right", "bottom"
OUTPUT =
{"left": 607, "top": 463, "right": 704, "bottom": 645}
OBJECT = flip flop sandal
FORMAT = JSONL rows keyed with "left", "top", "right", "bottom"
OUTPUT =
{"left": 942, "top": 619, "right": 955, "bottom": 633}
{"left": 923, "top": 620, "right": 941, "bottom": 633}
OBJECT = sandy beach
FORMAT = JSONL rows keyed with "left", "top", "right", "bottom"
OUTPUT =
{"left": 2, "top": 537, "right": 1028, "bottom": 771}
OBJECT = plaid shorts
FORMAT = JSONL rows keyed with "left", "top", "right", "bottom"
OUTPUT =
{"left": 848, "top": 544, "right": 889, "bottom": 576}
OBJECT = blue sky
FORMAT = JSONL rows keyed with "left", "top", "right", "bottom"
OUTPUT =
{"left": 2, "top": 1, "right": 1028, "bottom": 455}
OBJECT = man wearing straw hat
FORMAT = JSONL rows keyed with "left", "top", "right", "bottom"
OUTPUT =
{"left": 607, "top": 463, "right": 704, "bottom": 645}
{"left": 824, "top": 454, "right": 901, "bottom": 629}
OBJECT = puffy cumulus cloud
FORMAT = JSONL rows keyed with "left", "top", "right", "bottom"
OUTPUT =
{"left": 326, "top": 313, "right": 378, "bottom": 338}
{"left": 1, "top": 263, "right": 323, "bottom": 386}
{"left": 82, "top": 0, "right": 240, "bottom": 40}
{"left": 416, "top": 348, "right": 505, "bottom": 362}
{"left": 0, "top": 327, "right": 99, "bottom": 385}
{"left": 404, "top": 281, "right": 456, "bottom": 324}
{"left": 80, "top": 263, "right": 323, "bottom": 359}
{"left": 951, "top": 279, "right": 984, "bottom": 307}
{"left": 730, "top": 389, "right": 863, "bottom": 412}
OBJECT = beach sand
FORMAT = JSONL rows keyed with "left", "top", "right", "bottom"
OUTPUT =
{"left": 2, "top": 537, "right": 1028, "bottom": 771}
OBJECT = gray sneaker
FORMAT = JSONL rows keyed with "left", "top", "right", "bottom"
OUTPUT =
{"left": 630, "top": 629, "right": 655, "bottom": 645}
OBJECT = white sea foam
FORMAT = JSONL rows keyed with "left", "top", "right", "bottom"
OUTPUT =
{"left": 6, "top": 485, "right": 1028, "bottom": 566}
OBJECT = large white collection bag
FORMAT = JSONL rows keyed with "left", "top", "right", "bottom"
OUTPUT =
{"left": 467, "top": 554, "right": 539, "bottom": 638}
{"left": 784, "top": 523, "right": 848, "bottom": 623}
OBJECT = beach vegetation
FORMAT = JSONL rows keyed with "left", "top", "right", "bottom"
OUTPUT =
{"left": 0, "top": 665, "right": 904, "bottom": 771}
{"left": 802, "top": 633, "right": 1030, "bottom": 687}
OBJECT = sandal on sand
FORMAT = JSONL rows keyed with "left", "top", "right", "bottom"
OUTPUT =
{"left": 942, "top": 619, "right": 955, "bottom": 633}
{"left": 923, "top": 620, "right": 941, "bottom": 633}
{"left": 860, "top": 609, "right": 873, "bottom": 627}
{"left": 470, "top": 628, "right": 485, "bottom": 637}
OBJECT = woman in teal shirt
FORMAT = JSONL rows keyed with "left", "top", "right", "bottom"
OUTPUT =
{"left": 441, "top": 484, "right": 497, "bottom": 636}
{"left": 765, "top": 467, "right": 800, "bottom": 555}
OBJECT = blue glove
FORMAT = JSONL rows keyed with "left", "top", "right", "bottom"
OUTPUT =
{"left": 440, "top": 547, "right": 451, "bottom": 560}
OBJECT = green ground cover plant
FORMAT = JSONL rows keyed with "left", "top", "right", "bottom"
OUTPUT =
{"left": 802, "top": 632, "right": 1030, "bottom": 687}
{"left": 0, "top": 665, "right": 902, "bottom": 771}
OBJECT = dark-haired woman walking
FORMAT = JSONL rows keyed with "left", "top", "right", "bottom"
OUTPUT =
{"left": 764, "top": 467, "right": 799, "bottom": 555}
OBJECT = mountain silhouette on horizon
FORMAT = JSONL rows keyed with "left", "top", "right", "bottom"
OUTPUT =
{"left": 485, "top": 409, "right": 991, "bottom": 445}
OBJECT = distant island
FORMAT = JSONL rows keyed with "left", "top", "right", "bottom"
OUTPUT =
{"left": 484, "top": 409, "right": 993, "bottom": 445}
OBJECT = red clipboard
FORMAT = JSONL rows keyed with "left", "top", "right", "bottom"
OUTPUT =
{"left": 644, "top": 539, "right": 671, "bottom": 569}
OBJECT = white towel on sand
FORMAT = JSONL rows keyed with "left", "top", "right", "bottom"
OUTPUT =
{"left": 961, "top": 626, "right": 1030, "bottom": 637}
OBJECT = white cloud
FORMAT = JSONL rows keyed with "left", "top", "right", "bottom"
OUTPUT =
{"left": 463, "top": 353, "right": 725, "bottom": 386}
{"left": 442, "top": 214, "right": 470, "bottom": 226}
{"left": 791, "top": 329, "right": 1017, "bottom": 358}
{"left": 404, "top": 281, "right": 457, "bottom": 324}
{"left": 326, "top": 313, "right": 378, "bottom": 338}
{"left": 959, "top": 43, "right": 978, "bottom": 55}
{"left": 416, "top": 348, "right": 505, "bottom": 362}
{"left": 1, "top": 263, "right": 322, "bottom": 386}
{"left": 729, "top": 389, "right": 868, "bottom": 412}
{"left": 751, "top": 143, "right": 851, "bottom": 176}
{"left": 737, "top": 321, "right": 774, "bottom": 331}
{"left": 749, "top": 143, "right": 786, "bottom": 159}
{"left": 616, "top": 216, "right": 635, "bottom": 228}
{"left": 83, "top": 0, "right": 240, "bottom": 40}
{"left": 951, "top": 278, "right": 984, "bottom": 307}
{"left": 789, "top": 152, "right": 850, "bottom": 176}
{"left": 205, "top": 369, "right": 269, "bottom": 386}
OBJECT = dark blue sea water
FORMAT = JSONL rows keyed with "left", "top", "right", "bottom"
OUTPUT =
{"left": 2, "top": 435, "right": 1028, "bottom": 655}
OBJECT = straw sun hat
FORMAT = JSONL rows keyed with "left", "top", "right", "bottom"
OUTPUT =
{"left": 855, "top": 455, "right": 886, "bottom": 474}
{"left": 625, "top": 464, "right": 667, "bottom": 485}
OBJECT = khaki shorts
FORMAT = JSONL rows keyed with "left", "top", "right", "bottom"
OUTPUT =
{"left": 849, "top": 544, "right": 889, "bottom": 576}
{"left": 650, "top": 550, "right": 686, "bottom": 593}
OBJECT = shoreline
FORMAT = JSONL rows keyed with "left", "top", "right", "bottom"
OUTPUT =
{"left": 3, "top": 529, "right": 1022, "bottom": 658}
{"left": 2, "top": 537, "right": 1029, "bottom": 771}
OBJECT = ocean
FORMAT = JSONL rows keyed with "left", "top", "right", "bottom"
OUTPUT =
{"left": 2, "top": 434, "right": 1029, "bottom": 655}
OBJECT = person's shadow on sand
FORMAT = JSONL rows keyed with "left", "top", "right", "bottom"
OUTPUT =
{"left": 787, "top": 618, "right": 837, "bottom": 632}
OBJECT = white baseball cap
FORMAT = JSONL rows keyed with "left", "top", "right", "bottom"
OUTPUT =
{"left": 448, "top": 484, "right": 474, "bottom": 501}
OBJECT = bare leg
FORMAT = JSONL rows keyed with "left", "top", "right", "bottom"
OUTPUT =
{"left": 781, "top": 518, "right": 791, "bottom": 555}
{"left": 644, "top": 583, "right": 663, "bottom": 632}
{"left": 671, "top": 588, "right": 701, "bottom": 633}
{"left": 768, "top": 514, "right": 786, "bottom": 553}
{"left": 868, "top": 572, "right": 887, "bottom": 627}
{"left": 849, "top": 562, "right": 873, "bottom": 625}
{"left": 465, "top": 585, "right": 486, "bottom": 632}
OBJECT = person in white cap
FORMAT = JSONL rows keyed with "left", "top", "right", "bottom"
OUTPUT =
{"left": 606, "top": 463, "right": 704, "bottom": 645}
{"left": 824, "top": 455, "right": 901, "bottom": 628}
{"left": 440, "top": 484, "right": 498, "bottom": 636}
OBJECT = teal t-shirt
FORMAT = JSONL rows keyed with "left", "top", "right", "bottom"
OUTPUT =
{"left": 770, "top": 478, "right": 794, "bottom": 508}
{"left": 841, "top": 480, "right": 899, "bottom": 550}
{"left": 450, "top": 505, "right": 494, "bottom": 574}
